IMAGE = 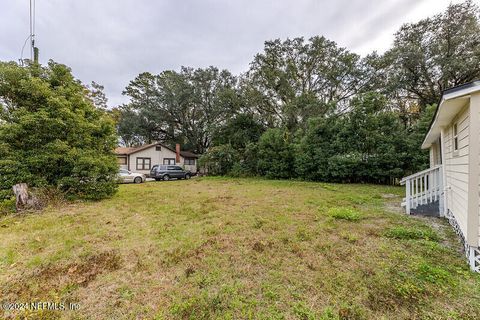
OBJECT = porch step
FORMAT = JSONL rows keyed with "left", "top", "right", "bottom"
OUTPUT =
{"left": 400, "top": 165, "right": 444, "bottom": 215}
{"left": 410, "top": 200, "right": 440, "bottom": 217}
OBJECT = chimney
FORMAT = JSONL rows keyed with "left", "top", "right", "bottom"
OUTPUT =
{"left": 175, "top": 144, "right": 181, "bottom": 163}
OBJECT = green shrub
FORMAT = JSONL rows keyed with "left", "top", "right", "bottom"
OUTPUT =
{"left": 256, "top": 128, "right": 295, "bottom": 179}
{"left": 199, "top": 144, "right": 238, "bottom": 176}
{"left": 228, "top": 162, "right": 253, "bottom": 177}
{"left": 384, "top": 226, "right": 440, "bottom": 242}
{"left": 328, "top": 207, "right": 362, "bottom": 221}
{"left": 0, "top": 61, "right": 118, "bottom": 201}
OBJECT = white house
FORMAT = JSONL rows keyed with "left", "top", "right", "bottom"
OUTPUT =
{"left": 115, "top": 143, "right": 199, "bottom": 175}
{"left": 401, "top": 81, "right": 480, "bottom": 272}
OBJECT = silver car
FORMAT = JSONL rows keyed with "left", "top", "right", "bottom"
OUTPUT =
{"left": 118, "top": 169, "right": 146, "bottom": 184}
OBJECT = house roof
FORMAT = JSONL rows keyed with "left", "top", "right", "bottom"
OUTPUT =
{"left": 115, "top": 143, "right": 200, "bottom": 158}
{"left": 114, "top": 143, "right": 162, "bottom": 155}
{"left": 422, "top": 80, "right": 480, "bottom": 149}
{"left": 115, "top": 147, "right": 137, "bottom": 155}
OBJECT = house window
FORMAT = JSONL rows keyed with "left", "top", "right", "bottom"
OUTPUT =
{"left": 184, "top": 158, "right": 195, "bottom": 165}
{"left": 117, "top": 157, "right": 127, "bottom": 165}
{"left": 163, "top": 158, "right": 176, "bottom": 165}
{"left": 136, "top": 157, "right": 151, "bottom": 170}
{"left": 155, "top": 146, "right": 162, "bottom": 151}
{"left": 453, "top": 123, "right": 459, "bottom": 152}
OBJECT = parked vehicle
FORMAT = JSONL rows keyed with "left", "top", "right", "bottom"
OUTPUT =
{"left": 150, "top": 165, "right": 191, "bottom": 181}
{"left": 118, "top": 169, "right": 146, "bottom": 183}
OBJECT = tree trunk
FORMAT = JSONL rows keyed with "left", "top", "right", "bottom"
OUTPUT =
{"left": 12, "top": 183, "right": 39, "bottom": 212}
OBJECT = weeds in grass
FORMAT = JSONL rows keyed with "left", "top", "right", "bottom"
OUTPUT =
{"left": 170, "top": 284, "right": 241, "bottom": 319}
{"left": 340, "top": 231, "right": 358, "bottom": 243}
{"left": 1, "top": 248, "right": 16, "bottom": 266}
{"left": 121, "top": 288, "right": 135, "bottom": 300}
{"left": 292, "top": 301, "right": 317, "bottom": 320}
{"left": 368, "top": 258, "right": 460, "bottom": 311}
{"left": 261, "top": 283, "right": 280, "bottom": 301}
{"left": 327, "top": 207, "right": 362, "bottom": 221}
{"left": 253, "top": 218, "right": 266, "bottom": 229}
{"left": 0, "top": 198, "right": 15, "bottom": 215}
{"left": 384, "top": 226, "right": 440, "bottom": 242}
{"left": 296, "top": 227, "right": 312, "bottom": 241}
{"left": 416, "top": 262, "right": 454, "bottom": 286}
{"left": 319, "top": 307, "right": 338, "bottom": 320}
{"left": 337, "top": 303, "right": 368, "bottom": 320}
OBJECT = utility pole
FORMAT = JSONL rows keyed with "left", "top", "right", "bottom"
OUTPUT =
{"left": 30, "top": 0, "right": 39, "bottom": 64}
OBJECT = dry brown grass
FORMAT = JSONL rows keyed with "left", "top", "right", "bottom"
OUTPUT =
{"left": 0, "top": 177, "right": 479, "bottom": 319}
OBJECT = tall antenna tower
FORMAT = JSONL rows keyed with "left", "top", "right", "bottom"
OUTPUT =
{"left": 20, "top": 0, "right": 38, "bottom": 64}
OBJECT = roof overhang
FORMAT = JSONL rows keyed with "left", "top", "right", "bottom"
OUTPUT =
{"left": 421, "top": 81, "right": 480, "bottom": 149}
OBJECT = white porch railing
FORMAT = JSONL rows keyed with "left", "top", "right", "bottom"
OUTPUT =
{"left": 400, "top": 165, "right": 444, "bottom": 215}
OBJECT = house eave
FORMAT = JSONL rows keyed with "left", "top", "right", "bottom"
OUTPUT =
{"left": 422, "top": 81, "right": 480, "bottom": 149}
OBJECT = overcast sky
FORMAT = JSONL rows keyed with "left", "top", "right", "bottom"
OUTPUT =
{"left": 0, "top": 0, "right": 471, "bottom": 107}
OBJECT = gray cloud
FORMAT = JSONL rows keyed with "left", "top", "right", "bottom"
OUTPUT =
{"left": 0, "top": 0, "right": 459, "bottom": 106}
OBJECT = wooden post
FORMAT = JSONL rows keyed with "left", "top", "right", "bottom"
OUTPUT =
{"left": 440, "top": 128, "right": 447, "bottom": 217}
{"left": 438, "top": 166, "right": 444, "bottom": 217}
{"left": 406, "top": 179, "right": 411, "bottom": 215}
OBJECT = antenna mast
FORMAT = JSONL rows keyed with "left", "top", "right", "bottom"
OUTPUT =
{"left": 20, "top": 0, "right": 38, "bottom": 65}
{"left": 30, "top": 0, "right": 39, "bottom": 63}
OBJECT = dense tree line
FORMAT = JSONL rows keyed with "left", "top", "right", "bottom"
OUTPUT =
{"left": 116, "top": 1, "right": 480, "bottom": 183}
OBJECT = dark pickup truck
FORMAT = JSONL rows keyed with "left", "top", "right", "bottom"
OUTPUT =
{"left": 149, "top": 165, "right": 192, "bottom": 181}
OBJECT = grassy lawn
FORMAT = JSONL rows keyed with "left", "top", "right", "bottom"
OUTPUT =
{"left": 1, "top": 177, "right": 480, "bottom": 319}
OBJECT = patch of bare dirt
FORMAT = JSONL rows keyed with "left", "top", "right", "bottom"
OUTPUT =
{"left": 3, "top": 251, "right": 122, "bottom": 299}
{"left": 382, "top": 195, "right": 405, "bottom": 214}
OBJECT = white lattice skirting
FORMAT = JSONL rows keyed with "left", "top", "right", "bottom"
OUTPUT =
{"left": 447, "top": 210, "right": 480, "bottom": 272}
{"left": 469, "top": 247, "right": 480, "bottom": 273}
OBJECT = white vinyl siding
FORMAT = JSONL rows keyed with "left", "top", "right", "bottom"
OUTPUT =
{"left": 130, "top": 146, "right": 178, "bottom": 175}
{"left": 477, "top": 105, "right": 480, "bottom": 247}
{"left": 118, "top": 145, "right": 198, "bottom": 174}
{"left": 444, "top": 106, "right": 470, "bottom": 237}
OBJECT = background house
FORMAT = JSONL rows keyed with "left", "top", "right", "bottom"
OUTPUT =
{"left": 401, "top": 81, "right": 480, "bottom": 272}
{"left": 115, "top": 143, "right": 198, "bottom": 175}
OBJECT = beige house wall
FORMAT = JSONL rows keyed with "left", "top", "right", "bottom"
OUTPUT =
{"left": 443, "top": 104, "right": 470, "bottom": 240}
{"left": 128, "top": 146, "right": 178, "bottom": 174}
{"left": 118, "top": 145, "right": 198, "bottom": 175}
{"left": 469, "top": 93, "right": 480, "bottom": 247}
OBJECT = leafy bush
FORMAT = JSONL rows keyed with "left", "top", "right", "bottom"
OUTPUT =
{"left": 199, "top": 144, "right": 238, "bottom": 176}
{"left": 256, "top": 128, "right": 295, "bottom": 179}
{"left": 327, "top": 207, "right": 362, "bottom": 221}
{"left": 0, "top": 61, "right": 118, "bottom": 202}
{"left": 384, "top": 226, "right": 440, "bottom": 242}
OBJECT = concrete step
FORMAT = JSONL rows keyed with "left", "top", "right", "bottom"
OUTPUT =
{"left": 411, "top": 200, "right": 440, "bottom": 217}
